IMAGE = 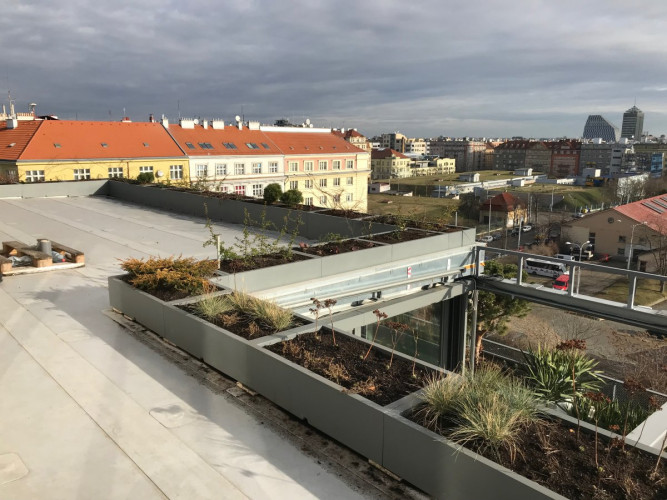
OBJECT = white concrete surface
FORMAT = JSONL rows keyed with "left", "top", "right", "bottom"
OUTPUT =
{"left": 0, "top": 196, "right": 375, "bottom": 500}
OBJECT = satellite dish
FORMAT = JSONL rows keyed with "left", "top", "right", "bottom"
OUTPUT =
{"left": 305, "top": 118, "right": 311, "bottom": 125}
{"left": 235, "top": 115, "right": 241, "bottom": 122}
{"left": 193, "top": 118, "right": 199, "bottom": 124}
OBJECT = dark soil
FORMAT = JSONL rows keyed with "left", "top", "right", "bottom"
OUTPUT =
{"left": 368, "top": 229, "right": 434, "bottom": 244}
{"left": 266, "top": 330, "right": 434, "bottom": 406}
{"left": 121, "top": 276, "right": 216, "bottom": 302}
{"left": 296, "top": 239, "right": 378, "bottom": 256}
{"left": 316, "top": 208, "right": 370, "bottom": 219}
{"left": 410, "top": 412, "right": 666, "bottom": 499}
{"left": 219, "top": 252, "right": 310, "bottom": 273}
{"left": 180, "top": 303, "right": 308, "bottom": 340}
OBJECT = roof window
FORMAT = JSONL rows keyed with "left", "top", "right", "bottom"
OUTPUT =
{"left": 54, "top": 143, "right": 61, "bottom": 148}
{"left": 185, "top": 142, "right": 196, "bottom": 149}
{"left": 8, "top": 142, "right": 15, "bottom": 147}
{"left": 246, "top": 143, "right": 259, "bottom": 149}
{"left": 223, "top": 142, "right": 238, "bottom": 149}
{"left": 101, "top": 143, "right": 108, "bottom": 147}
{"left": 199, "top": 142, "right": 214, "bottom": 149}
{"left": 143, "top": 142, "right": 149, "bottom": 147}
{"left": 261, "top": 143, "right": 270, "bottom": 149}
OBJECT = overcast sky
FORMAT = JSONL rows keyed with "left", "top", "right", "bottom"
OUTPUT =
{"left": 4, "top": 0, "right": 667, "bottom": 139}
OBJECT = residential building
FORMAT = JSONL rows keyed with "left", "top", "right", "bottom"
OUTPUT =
{"left": 562, "top": 194, "right": 667, "bottom": 271}
{"left": 404, "top": 137, "right": 428, "bottom": 156}
{"left": 549, "top": 140, "right": 581, "bottom": 177}
{"left": 582, "top": 115, "right": 619, "bottom": 142}
{"left": 166, "top": 118, "right": 284, "bottom": 197}
{"left": 0, "top": 118, "right": 188, "bottom": 183}
{"left": 379, "top": 133, "right": 407, "bottom": 153}
{"left": 480, "top": 192, "right": 527, "bottom": 229}
{"left": 580, "top": 140, "right": 613, "bottom": 175}
{"left": 621, "top": 105, "right": 644, "bottom": 140}
{"left": 427, "top": 139, "right": 486, "bottom": 172}
{"left": 332, "top": 128, "right": 372, "bottom": 151}
{"left": 264, "top": 126, "right": 370, "bottom": 211}
{"left": 409, "top": 158, "right": 455, "bottom": 176}
{"left": 370, "top": 148, "right": 411, "bottom": 179}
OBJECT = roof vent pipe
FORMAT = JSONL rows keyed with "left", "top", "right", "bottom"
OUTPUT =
{"left": 38, "top": 239, "right": 51, "bottom": 254}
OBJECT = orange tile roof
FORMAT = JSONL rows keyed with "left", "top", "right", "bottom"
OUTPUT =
{"left": 615, "top": 194, "right": 667, "bottom": 233}
{"left": 20, "top": 121, "right": 185, "bottom": 160}
{"left": 0, "top": 121, "right": 43, "bottom": 161}
{"left": 262, "top": 130, "right": 363, "bottom": 155}
{"left": 167, "top": 124, "right": 280, "bottom": 156}
{"left": 371, "top": 148, "right": 408, "bottom": 160}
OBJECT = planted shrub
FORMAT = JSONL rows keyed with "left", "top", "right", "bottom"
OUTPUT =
{"left": 521, "top": 343, "right": 603, "bottom": 405}
{"left": 136, "top": 171, "right": 155, "bottom": 184}
{"left": 280, "top": 189, "right": 303, "bottom": 207}
{"left": 263, "top": 183, "right": 282, "bottom": 204}
{"left": 195, "top": 294, "right": 234, "bottom": 320}
{"left": 120, "top": 256, "right": 217, "bottom": 299}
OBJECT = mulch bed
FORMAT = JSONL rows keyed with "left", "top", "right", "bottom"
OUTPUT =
{"left": 265, "top": 330, "right": 434, "bottom": 406}
{"left": 296, "top": 239, "right": 378, "bottom": 256}
{"left": 180, "top": 303, "right": 308, "bottom": 340}
{"left": 408, "top": 412, "right": 666, "bottom": 499}
{"left": 219, "top": 252, "right": 310, "bottom": 273}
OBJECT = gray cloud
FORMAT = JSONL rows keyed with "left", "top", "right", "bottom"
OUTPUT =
{"left": 4, "top": 0, "right": 667, "bottom": 138}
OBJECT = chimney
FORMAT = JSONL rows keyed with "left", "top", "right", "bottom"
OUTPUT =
{"left": 6, "top": 118, "right": 17, "bottom": 129}
{"left": 149, "top": 113, "right": 155, "bottom": 123}
{"left": 248, "top": 121, "right": 260, "bottom": 130}
{"left": 202, "top": 120, "right": 208, "bottom": 129}
{"left": 211, "top": 119, "right": 224, "bottom": 130}
{"left": 161, "top": 115, "right": 169, "bottom": 128}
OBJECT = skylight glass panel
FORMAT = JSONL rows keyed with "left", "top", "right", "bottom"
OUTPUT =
{"left": 641, "top": 201, "right": 664, "bottom": 214}
{"left": 185, "top": 142, "right": 196, "bottom": 149}
{"left": 246, "top": 143, "right": 259, "bottom": 149}
{"left": 223, "top": 142, "right": 238, "bottom": 149}
{"left": 101, "top": 143, "right": 108, "bottom": 147}
{"left": 261, "top": 143, "right": 270, "bottom": 149}
{"left": 54, "top": 143, "right": 61, "bottom": 148}
{"left": 654, "top": 199, "right": 667, "bottom": 210}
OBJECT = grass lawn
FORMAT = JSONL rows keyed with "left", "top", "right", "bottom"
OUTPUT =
{"left": 367, "top": 193, "right": 462, "bottom": 221}
{"left": 595, "top": 277, "right": 667, "bottom": 306}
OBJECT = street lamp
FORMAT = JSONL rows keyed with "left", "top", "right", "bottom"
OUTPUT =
{"left": 627, "top": 222, "right": 648, "bottom": 270}
{"left": 565, "top": 240, "right": 591, "bottom": 294}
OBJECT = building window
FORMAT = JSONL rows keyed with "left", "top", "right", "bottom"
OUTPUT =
{"left": 25, "top": 170, "right": 45, "bottom": 182}
{"left": 304, "top": 197, "right": 313, "bottom": 206}
{"left": 617, "top": 248, "right": 625, "bottom": 256}
{"left": 108, "top": 167, "right": 124, "bottom": 178}
{"left": 73, "top": 168, "right": 91, "bottom": 180}
{"left": 196, "top": 164, "right": 207, "bottom": 178}
{"left": 234, "top": 185, "right": 246, "bottom": 196}
{"left": 218, "top": 184, "right": 229, "bottom": 193}
{"left": 252, "top": 184, "right": 263, "bottom": 197}
{"left": 269, "top": 161, "right": 279, "bottom": 173}
{"left": 333, "top": 160, "right": 341, "bottom": 170}
{"left": 347, "top": 176, "right": 354, "bottom": 185}
{"left": 170, "top": 165, "right": 183, "bottom": 180}
{"left": 289, "top": 161, "right": 298, "bottom": 172}
{"left": 252, "top": 162, "right": 262, "bottom": 174}
{"left": 319, "top": 195, "right": 327, "bottom": 205}
{"left": 333, "top": 194, "right": 341, "bottom": 204}
{"left": 346, "top": 193, "right": 354, "bottom": 202}
{"left": 290, "top": 180, "right": 298, "bottom": 190}
{"left": 304, "top": 179, "right": 313, "bottom": 188}
{"left": 346, "top": 160, "right": 354, "bottom": 169}
{"left": 319, "top": 160, "right": 328, "bottom": 171}
{"left": 618, "top": 235, "right": 626, "bottom": 243}
{"left": 333, "top": 177, "right": 341, "bottom": 186}
{"left": 319, "top": 178, "right": 327, "bottom": 187}
{"left": 139, "top": 166, "right": 153, "bottom": 173}
{"left": 215, "top": 163, "right": 227, "bottom": 176}
{"left": 304, "top": 161, "right": 314, "bottom": 172}
{"left": 234, "top": 163, "right": 245, "bottom": 175}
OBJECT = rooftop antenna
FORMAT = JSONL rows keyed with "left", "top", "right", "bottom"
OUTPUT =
{"left": 8, "top": 90, "right": 15, "bottom": 118}
{"left": 177, "top": 100, "right": 181, "bottom": 119}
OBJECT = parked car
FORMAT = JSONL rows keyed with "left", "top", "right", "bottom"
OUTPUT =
{"left": 491, "top": 232, "right": 502, "bottom": 240}
{"left": 574, "top": 213, "right": 585, "bottom": 218}
{"left": 477, "top": 235, "right": 494, "bottom": 243}
{"left": 522, "top": 224, "right": 533, "bottom": 232}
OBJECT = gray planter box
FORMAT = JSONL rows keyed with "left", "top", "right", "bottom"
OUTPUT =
{"left": 108, "top": 275, "right": 166, "bottom": 336}
{"left": 382, "top": 396, "right": 566, "bottom": 500}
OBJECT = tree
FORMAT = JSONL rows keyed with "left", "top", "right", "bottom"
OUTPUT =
{"left": 280, "top": 189, "right": 303, "bottom": 207}
{"left": 474, "top": 260, "right": 531, "bottom": 361}
{"left": 263, "top": 183, "right": 283, "bottom": 204}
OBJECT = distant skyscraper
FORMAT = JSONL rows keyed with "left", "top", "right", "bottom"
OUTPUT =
{"left": 621, "top": 105, "right": 644, "bottom": 139}
{"left": 583, "top": 115, "right": 619, "bottom": 142}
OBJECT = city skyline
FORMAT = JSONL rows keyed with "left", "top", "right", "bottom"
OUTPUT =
{"left": 4, "top": 1, "right": 667, "bottom": 139}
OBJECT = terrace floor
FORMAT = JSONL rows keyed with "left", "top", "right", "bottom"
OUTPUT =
{"left": 0, "top": 196, "right": 424, "bottom": 500}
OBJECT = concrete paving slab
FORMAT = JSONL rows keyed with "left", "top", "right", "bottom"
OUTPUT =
{"left": 0, "top": 196, "right": 411, "bottom": 500}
